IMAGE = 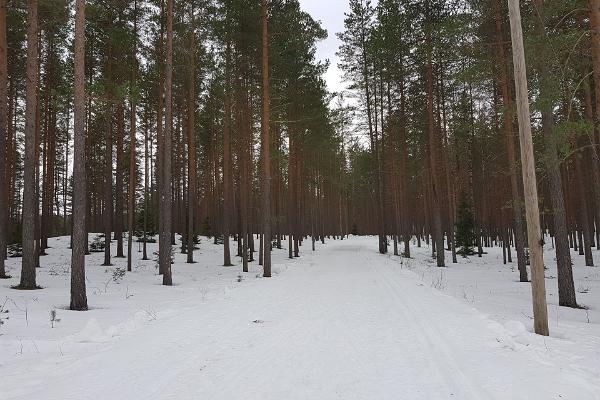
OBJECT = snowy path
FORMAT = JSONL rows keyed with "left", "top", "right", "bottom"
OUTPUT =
{"left": 3, "top": 239, "right": 598, "bottom": 400}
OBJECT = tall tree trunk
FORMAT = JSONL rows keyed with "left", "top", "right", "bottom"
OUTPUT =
{"left": 532, "top": 0, "right": 577, "bottom": 307}
{"left": 127, "top": 0, "right": 138, "bottom": 272}
{"left": 0, "top": 0, "right": 8, "bottom": 279}
{"left": 156, "top": 3, "right": 165, "bottom": 274}
{"left": 261, "top": 0, "right": 272, "bottom": 277}
{"left": 142, "top": 109, "right": 149, "bottom": 260}
{"left": 186, "top": 5, "right": 196, "bottom": 264}
{"left": 399, "top": 63, "right": 411, "bottom": 258}
{"left": 70, "top": 0, "right": 88, "bottom": 310}
{"left": 115, "top": 103, "right": 125, "bottom": 257}
{"left": 160, "top": 0, "right": 173, "bottom": 285}
{"left": 222, "top": 41, "right": 233, "bottom": 267}
{"left": 507, "top": 0, "right": 549, "bottom": 336}
{"left": 425, "top": 8, "right": 445, "bottom": 268}
{"left": 581, "top": 76, "right": 597, "bottom": 267}
{"left": 20, "top": 0, "right": 39, "bottom": 289}
{"left": 103, "top": 43, "right": 113, "bottom": 267}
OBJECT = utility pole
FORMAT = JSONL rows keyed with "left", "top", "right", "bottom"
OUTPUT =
{"left": 507, "top": 0, "right": 549, "bottom": 336}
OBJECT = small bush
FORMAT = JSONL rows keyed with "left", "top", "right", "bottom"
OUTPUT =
{"left": 179, "top": 234, "right": 200, "bottom": 249}
{"left": 112, "top": 267, "right": 126, "bottom": 283}
{"left": 89, "top": 235, "right": 105, "bottom": 253}
{"left": 50, "top": 309, "right": 61, "bottom": 328}
{"left": 136, "top": 230, "right": 157, "bottom": 243}
{"left": 7, "top": 243, "right": 22, "bottom": 258}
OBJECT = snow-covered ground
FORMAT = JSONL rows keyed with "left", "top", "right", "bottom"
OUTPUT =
{"left": 0, "top": 235, "right": 599, "bottom": 399}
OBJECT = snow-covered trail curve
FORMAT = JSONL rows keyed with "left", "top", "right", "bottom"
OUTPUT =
{"left": 4, "top": 239, "right": 597, "bottom": 400}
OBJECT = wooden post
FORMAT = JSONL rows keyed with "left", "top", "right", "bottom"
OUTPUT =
{"left": 507, "top": 0, "right": 549, "bottom": 336}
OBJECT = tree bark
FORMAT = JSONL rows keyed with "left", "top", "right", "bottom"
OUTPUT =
{"left": 143, "top": 109, "right": 148, "bottom": 260}
{"left": 160, "top": 0, "right": 173, "bottom": 285}
{"left": 532, "top": 0, "right": 577, "bottom": 307}
{"left": 186, "top": 5, "right": 196, "bottom": 264}
{"left": 70, "top": 0, "right": 88, "bottom": 310}
{"left": 222, "top": 41, "right": 233, "bottom": 267}
{"left": 261, "top": 0, "right": 272, "bottom": 277}
{"left": 127, "top": 0, "right": 138, "bottom": 272}
{"left": 102, "top": 42, "right": 113, "bottom": 267}
{"left": 115, "top": 103, "right": 125, "bottom": 257}
{"left": 425, "top": 5, "right": 445, "bottom": 268}
{"left": 0, "top": 0, "right": 8, "bottom": 279}
{"left": 20, "top": 0, "right": 39, "bottom": 289}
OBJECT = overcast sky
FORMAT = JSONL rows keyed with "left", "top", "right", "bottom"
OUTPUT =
{"left": 298, "top": 0, "right": 351, "bottom": 95}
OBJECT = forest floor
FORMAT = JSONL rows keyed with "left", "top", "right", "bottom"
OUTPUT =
{"left": 0, "top": 235, "right": 599, "bottom": 399}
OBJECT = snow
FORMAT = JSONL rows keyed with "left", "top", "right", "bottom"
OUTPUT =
{"left": 1, "top": 235, "right": 599, "bottom": 399}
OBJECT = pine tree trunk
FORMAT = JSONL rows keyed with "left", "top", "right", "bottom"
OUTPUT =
{"left": 20, "top": 0, "right": 39, "bottom": 289}
{"left": 0, "top": 0, "right": 8, "bottom": 279}
{"left": 143, "top": 109, "right": 148, "bottom": 260}
{"left": 156, "top": 0, "right": 165, "bottom": 275}
{"left": 532, "top": 0, "right": 577, "bottom": 307}
{"left": 222, "top": 41, "right": 233, "bottom": 266}
{"left": 127, "top": 0, "right": 138, "bottom": 272}
{"left": 425, "top": 14, "right": 445, "bottom": 268}
{"left": 115, "top": 103, "right": 125, "bottom": 257}
{"left": 160, "top": 0, "right": 173, "bottom": 285}
{"left": 70, "top": 0, "right": 88, "bottom": 310}
{"left": 186, "top": 8, "right": 196, "bottom": 264}
{"left": 575, "top": 146, "right": 594, "bottom": 266}
{"left": 261, "top": 0, "right": 272, "bottom": 277}
{"left": 103, "top": 43, "right": 113, "bottom": 267}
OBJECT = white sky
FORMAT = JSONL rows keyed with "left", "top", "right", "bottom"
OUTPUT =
{"left": 298, "top": 0, "right": 351, "bottom": 95}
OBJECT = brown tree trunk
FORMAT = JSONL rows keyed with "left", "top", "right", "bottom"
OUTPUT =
{"left": 222, "top": 41, "right": 233, "bottom": 266}
{"left": 261, "top": 0, "right": 272, "bottom": 277}
{"left": 102, "top": 42, "right": 113, "bottom": 267}
{"left": 115, "top": 102, "right": 124, "bottom": 257}
{"left": 20, "top": 0, "right": 39, "bottom": 289}
{"left": 70, "top": 0, "right": 88, "bottom": 310}
{"left": 156, "top": 0, "right": 165, "bottom": 274}
{"left": 425, "top": 11, "right": 445, "bottom": 268}
{"left": 142, "top": 108, "right": 149, "bottom": 261}
{"left": 0, "top": 0, "right": 8, "bottom": 279}
{"left": 532, "top": 0, "right": 578, "bottom": 307}
{"left": 127, "top": 0, "right": 138, "bottom": 272}
{"left": 186, "top": 6, "right": 196, "bottom": 264}
{"left": 160, "top": 0, "right": 173, "bottom": 285}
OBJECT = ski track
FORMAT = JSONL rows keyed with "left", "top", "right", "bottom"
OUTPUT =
{"left": 3, "top": 239, "right": 599, "bottom": 400}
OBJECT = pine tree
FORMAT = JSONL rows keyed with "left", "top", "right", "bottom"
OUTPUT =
{"left": 70, "top": 0, "right": 88, "bottom": 311}
{"left": 455, "top": 198, "right": 475, "bottom": 256}
{"left": 19, "top": 0, "right": 39, "bottom": 290}
{"left": 0, "top": 0, "right": 8, "bottom": 279}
